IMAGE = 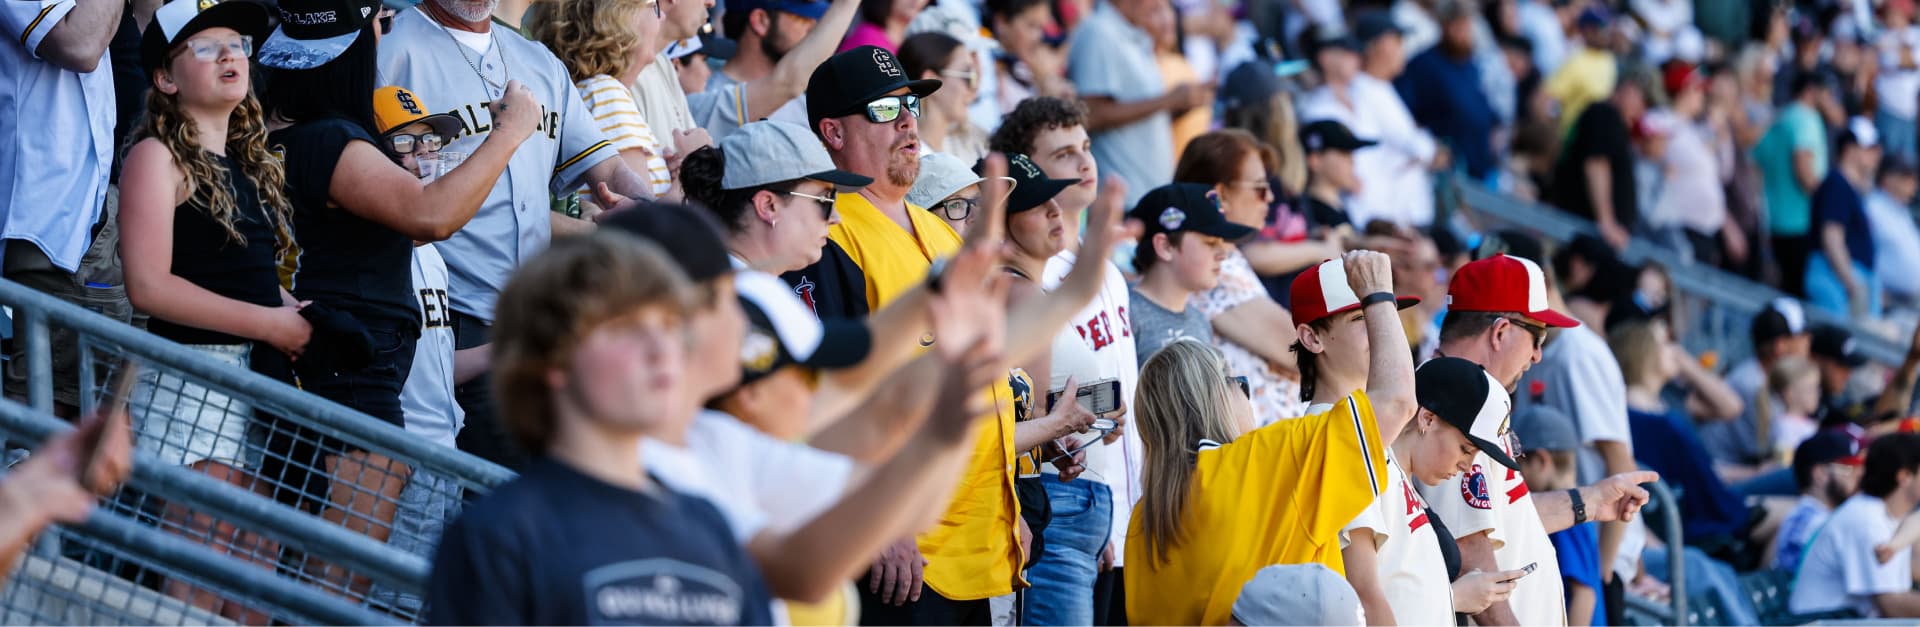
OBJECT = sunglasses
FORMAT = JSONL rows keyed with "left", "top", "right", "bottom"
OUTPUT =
{"left": 1227, "top": 375, "right": 1250, "bottom": 399}
{"left": 940, "top": 69, "right": 978, "bottom": 90}
{"left": 862, "top": 94, "right": 921, "bottom": 124}
{"left": 785, "top": 190, "right": 836, "bottom": 219}
{"left": 173, "top": 35, "right": 252, "bottom": 62}
{"left": 935, "top": 197, "right": 977, "bottom": 221}
{"left": 1503, "top": 315, "right": 1548, "bottom": 350}
{"left": 386, "top": 132, "right": 445, "bottom": 155}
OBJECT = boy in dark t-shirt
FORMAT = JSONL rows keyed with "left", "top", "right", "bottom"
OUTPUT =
{"left": 425, "top": 233, "right": 773, "bottom": 626}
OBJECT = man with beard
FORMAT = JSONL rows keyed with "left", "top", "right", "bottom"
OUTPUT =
{"left": 1771, "top": 429, "right": 1866, "bottom": 572}
{"left": 378, "top": 0, "right": 657, "bottom": 468}
{"left": 630, "top": 0, "right": 718, "bottom": 137}
{"left": 689, "top": 0, "right": 858, "bottom": 141}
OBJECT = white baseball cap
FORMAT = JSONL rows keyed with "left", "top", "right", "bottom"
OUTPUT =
{"left": 1231, "top": 563, "right": 1365, "bottom": 626}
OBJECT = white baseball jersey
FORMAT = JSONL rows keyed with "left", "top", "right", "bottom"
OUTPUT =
{"left": 1042, "top": 251, "right": 1140, "bottom": 566}
{"left": 1343, "top": 454, "right": 1456, "bottom": 625}
{"left": 1420, "top": 444, "right": 1566, "bottom": 626}
{"left": 377, "top": 8, "right": 619, "bottom": 322}
{"left": 400, "top": 244, "right": 462, "bottom": 448}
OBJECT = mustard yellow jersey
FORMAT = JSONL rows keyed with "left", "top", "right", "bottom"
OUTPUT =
{"left": 826, "top": 194, "right": 963, "bottom": 311}
{"left": 1124, "top": 392, "right": 1389, "bottom": 626}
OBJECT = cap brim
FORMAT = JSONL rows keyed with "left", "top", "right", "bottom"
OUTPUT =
{"left": 1193, "top": 220, "right": 1258, "bottom": 242}
{"left": 1009, "top": 178, "right": 1077, "bottom": 213}
{"left": 257, "top": 26, "right": 361, "bottom": 69}
{"left": 770, "top": 0, "right": 830, "bottom": 19}
{"left": 797, "top": 320, "right": 872, "bottom": 369}
{"left": 145, "top": 1, "right": 273, "bottom": 70}
{"left": 1524, "top": 309, "right": 1581, "bottom": 328}
{"left": 701, "top": 36, "right": 738, "bottom": 60}
{"left": 807, "top": 168, "right": 874, "bottom": 192}
{"left": 420, "top": 114, "right": 467, "bottom": 139}
{"left": 1470, "top": 434, "right": 1521, "bottom": 470}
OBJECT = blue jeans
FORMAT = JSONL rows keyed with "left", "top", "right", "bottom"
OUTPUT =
{"left": 1878, "top": 109, "right": 1918, "bottom": 164}
{"left": 1805, "top": 252, "right": 1881, "bottom": 318}
{"left": 1022, "top": 479, "right": 1112, "bottom": 626}
{"left": 1645, "top": 546, "right": 1760, "bottom": 626}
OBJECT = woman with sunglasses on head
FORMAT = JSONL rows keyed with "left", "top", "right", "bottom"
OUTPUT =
{"left": 529, "top": 0, "right": 675, "bottom": 202}
{"left": 254, "top": 0, "right": 535, "bottom": 595}
{"left": 116, "top": 0, "right": 293, "bottom": 619}
{"left": 1126, "top": 250, "right": 1417, "bottom": 626}
{"left": 898, "top": 32, "right": 988, "bottom": 164}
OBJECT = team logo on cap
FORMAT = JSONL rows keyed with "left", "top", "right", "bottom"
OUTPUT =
{"left": 1305, "top": 132, "right": 1323, "bottom": 151}
{"left": 1011, "top": 154, "right": 1042, "bottom": 179}
{"left": 741, "top": 329, "right": 778, "bottom": 372}
{"left": 1158, "top": 207, "right": 1186, "bottom": 231}
{"left": 397, "top": 91, "right": 423, "bottom": 115}
{"left": 198, "top": 0, "right": 217, "bottom": 11}
{"left": 873, "top": 49, "right": 903, "bottom": 78}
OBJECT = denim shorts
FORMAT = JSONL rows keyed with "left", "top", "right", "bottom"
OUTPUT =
{"left": 134, "top": 343, "right": 261, "bottom": 468}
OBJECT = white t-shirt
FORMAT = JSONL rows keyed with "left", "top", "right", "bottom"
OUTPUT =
{"left": 643, "top": 410, "right": 858, "bottom": 542}
{"left": 1789, "top": 494, "right": 1912, "bottom": 617}
{"left": 1866, "top": 190, "right": 1920, "bottom": 299}
{"left": 1043, "top": 250, "right": 1141, "bottom": 566}
{"left": 1877, "top": 26, "right": 1920, "bottom": 120}
{"left": 399, "top": 244, "right": 463, "bottom": 448}
{"left": 1420, "top": 444, "right": 1567, "bottom": 626}
{"left": 1343, "top": 454, "right": 1455, "bottom": 625}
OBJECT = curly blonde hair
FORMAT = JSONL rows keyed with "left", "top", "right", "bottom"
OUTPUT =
{"left": 528, "top": 0, "right": 651, "bottom": 83}
{"left": 132, "top": 77, "right": 294, "bottom": 258}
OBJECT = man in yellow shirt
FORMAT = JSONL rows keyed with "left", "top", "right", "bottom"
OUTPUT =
{"left": 1543, "top": 6, "right": 1619, "bottom": 138}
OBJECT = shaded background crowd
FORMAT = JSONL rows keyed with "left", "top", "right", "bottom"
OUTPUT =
{"left": 10, "top": 0, "right": 1920, "bottom": 622}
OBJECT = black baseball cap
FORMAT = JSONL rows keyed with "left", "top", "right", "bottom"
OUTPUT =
{"left": 1416, "top": 357, "right": 1519, "bottom": 470}
{"left": 257, "top": 0, "right": 382, "bottom": 69}
{"left": 1299, "top": 120, "right": 1377, "bottom": 153}
{"left": 1128, "top": 183, "right": 1256, "bottom": 241}
{"left": 1794, "top": 428, "right": 1867, "bottom": 486}
{"left": 141, "top": 0, "right": 272, "bottom": 73}
{"left": 1812, "top": 325, "right": 1870, "bottom": 368}
{"left": 601, "top": 203, "right": 736, "bottom": 283}
{"left": 1304, "top": 25, "right": 1362, "bottom": 59}
{"left": 1001, "top": 153, "right": 1079, "bottom": 214}
{"left": 806, "top": 46, "right": 943, "bottom": 132}
{"left": 1750, "top": 298, "right": 1808, "bottom": 346}
{"left": 1354, "top": 11, "right": 1403, "bottom": 45}
{"left": 733, "top": 271, "right": 872, "bottom": 387}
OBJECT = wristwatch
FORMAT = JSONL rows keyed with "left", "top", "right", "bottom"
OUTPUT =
{"left": 1568, "top": 488, "right": 1587, "bottom": 525}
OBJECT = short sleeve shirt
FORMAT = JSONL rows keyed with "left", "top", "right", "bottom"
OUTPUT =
{"left": 1771, "top": 495, "right": 1832, "bottom": 573}
{"left": 1, "top": 0, "right": 114, "bottom": 272}
{"left": 1343, "top": 454, "right": 1455, "bottom": 626}
{"left": 1065, "top": 2, "right": 1170, "bottom": 205}
{"left": 1514, "top": 325, "right": 1630, "bottom": 485}
{"left": 1550, "top": 524, "right": 1605, "bottom": 626}
{"left": 378, "top": 9, "right": 619, "bottom": 322}
{"left": 1812, "top": 170, "right": 1875, "bottom": 268}
{"left": 1128, "top": 287, "right": 1212, "bottom": 370}
{"left": 691, "top": 70, "right": 809, "bottom": 141}
{"left": 1789, "top": 494, "right": 1911, "bottom": 617}
{"left": 574, "top": 75, "right": 671, "bottom": 197}
{"left": 271, "top": 118, "right": 420, "bottom": 328}
{"left": 400, "top": 244, "right": 463, "bottom": 448}
{"left": 823, "top": 194, "right": 962, "bottom": 311}
{"left": 1125, "top": 393, "right": 1389, "bottom": 626}
{"left": 1419, "top": 441, "right": 1568, "bottom": 627}
{"left": 1754, "top": 103, "right": 1828, "bottom": 237}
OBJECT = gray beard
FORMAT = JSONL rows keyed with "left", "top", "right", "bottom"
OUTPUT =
{"left": 435, "top": 0, "right": 499, "bottom": 23}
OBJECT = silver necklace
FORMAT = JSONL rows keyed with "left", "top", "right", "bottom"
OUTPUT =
{"left": 432, "top": 12, "right": 509, "bottom": 99}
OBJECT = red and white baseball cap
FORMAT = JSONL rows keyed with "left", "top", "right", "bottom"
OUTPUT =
{"left": 1289, "top": 258, "right": 1420, "bottom": 326}
{"left": 1446, "top": 254, "right": 1580, "bottom": 328}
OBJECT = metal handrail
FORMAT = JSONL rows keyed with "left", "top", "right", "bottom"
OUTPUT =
{"left": 1453, "top": 183, "right": 1907, "bottom": 367}
{"left": 0, "top": 398, "right": 431, "bottom": 593}
{"left": 0, "top": 278, "right": 515, "bottom": 489}
{"left": 1646, "top": 479, "right": 1686, "bottom": 626}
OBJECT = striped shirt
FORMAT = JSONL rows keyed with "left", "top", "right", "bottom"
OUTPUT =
{"left": 575, "top": 74, "right": 672, "bottom": 197}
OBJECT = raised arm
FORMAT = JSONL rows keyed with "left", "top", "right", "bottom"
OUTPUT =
{"left": 741, "top": 0, "right": 859, "bottom": 120}
{"left": 330, "top": 82, "right": 540, "bottom": 241}
{"left": 34, "top": 0, "right": 122, "bottom": 72}
{"left": 1342, "top": 250, "right": 1416, "bottom": 442}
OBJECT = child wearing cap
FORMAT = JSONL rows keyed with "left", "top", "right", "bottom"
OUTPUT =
{"left": 908, "top": 151, "right": 1001, "bottom": 233}
{"left": 1513, "top": 404, "right": 1604, "bottom": 626}
{"left": 117, "top": 0, "right": 291, "bottom": 617}
{"left": 527, "top": 0, "right": 676, "bottom": 200}
{"left": 1126, "top": 183, "right": 1251, "bottom": 369}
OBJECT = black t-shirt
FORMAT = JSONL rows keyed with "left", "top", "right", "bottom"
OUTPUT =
{"left": 269, "top": 118, "right": 419, "bottom": 331}
{"left": 783, "top": 240, "right": 871, "bottom": 321}
{"left": 108, "top": 5, "right": 145, "bottom": 183}
{"left": 1304, "top": 194, "right": 1352, "bottom": 232}
{"left": 1550, "top": 102, "right": 1637, "bottom": 228}
{"left": 426, "top": 457, "right": 774, "bottom": 626}
{"left": 147, "top": 153, "right": 283, "bottom": 346}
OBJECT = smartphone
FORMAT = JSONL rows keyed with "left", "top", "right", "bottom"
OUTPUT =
{"left": 1047, "top": 378, "right": 1122, "bottom": 416}
{"left": 1502, "top": 562, "right": 1538, "bottom": 582}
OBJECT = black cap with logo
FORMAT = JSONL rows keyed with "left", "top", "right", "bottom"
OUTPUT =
{"left": 1001, "top": 153, "right": 1079, "bottom": 214}
{"left": 140, "top": 0, "right": 272, "bottom": 73}
{"left": 805, "top": 46, "right": 943, "bottom": 132}
{"left": 1127, "top": 183, "right": 1256, "bottom": 241}
{"left": 1415, "top": 357, "right": 1519, "bottom": 470}
{"left": 1812, "top": 325, "right": 1870, "bottom": 368}
{"left": 1299, "top": 119, "right": 1378, "bottom": 154}
{"left": 256, "top": 0, "right": 382, "bottom": 69}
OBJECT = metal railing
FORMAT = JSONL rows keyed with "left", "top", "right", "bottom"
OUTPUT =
{"left": 0, "top": 278, "right": 516, "bottom": 623}
{"left": 1452, "top": 182, "right": 1908, "bottom": 368}
{"left": 0, "top": 401, "right": 395, "bottom": 625}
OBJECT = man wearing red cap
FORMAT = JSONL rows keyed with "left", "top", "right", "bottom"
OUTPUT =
{"left": 1421, "top": 253, "right": 1659, "bottom": 627}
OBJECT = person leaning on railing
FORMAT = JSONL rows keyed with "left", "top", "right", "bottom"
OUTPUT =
{"left": 0, "top": 409, "right": 133, "bottom": 587}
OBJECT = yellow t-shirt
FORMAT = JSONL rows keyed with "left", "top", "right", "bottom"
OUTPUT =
{"left": 828, "top": 193, "right": 1022, "bottom": 600}
{"left": 1124, "top": 392, "right": 1389, "bottom": 626}
{"left": 1544, "top": 47, "right": 1619, "bottom": 138}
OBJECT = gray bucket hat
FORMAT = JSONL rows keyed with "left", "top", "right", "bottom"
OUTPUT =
{"left": 720, "top": 120, "right": 872, "bottom": 191}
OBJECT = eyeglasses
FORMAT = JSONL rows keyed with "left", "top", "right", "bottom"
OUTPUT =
{"left": 386, "top": 132, "right": 445, "bottom": 155}
{"left": 173, "top": 35, "right": 252, "bottom": 62}
{"left": 1231, "top": 179, "right": 1273, "bottom": 199}
{"left": 1227, "top": 375, "right": 1250, "bottom": 399}
{"left": 1503, "top": 315, "right": 1548, "bottom": 350}
{"left": 940, "top": 69, "right": 979, "bottom": 90}
{"left": 935, "top": 197, "right": 977, "bottom": 221}
{"left": 863, "top": 94, "right": 922, "bottom": 124}
{"left": 786, "top": 190, "right": 836, "bottom": 219}
{"left": 647, "top": 0, "right": 662, "bottom": 18}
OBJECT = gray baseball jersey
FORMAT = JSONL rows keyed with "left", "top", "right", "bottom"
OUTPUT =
{"left": 377, "top": 7, "right": 617, "bottom": 323}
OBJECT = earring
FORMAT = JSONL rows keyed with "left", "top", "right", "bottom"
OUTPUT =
{"left": 770, "top": 218, "right": 779, "bottom": 228}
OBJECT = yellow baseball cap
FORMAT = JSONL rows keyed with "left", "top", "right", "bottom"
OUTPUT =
{"left": 372, "top": 86, "right": 465, "bottom": 138}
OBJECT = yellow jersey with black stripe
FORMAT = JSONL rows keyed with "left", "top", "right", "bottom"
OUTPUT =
{"left": 1124, "top": 392, "right": 1389, "bottom": 626}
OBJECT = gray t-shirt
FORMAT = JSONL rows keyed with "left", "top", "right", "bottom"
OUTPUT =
{"left": 1128, "top": 287, "right": 1211, "bottom": 369}
{"left": 689, "top": 70, "right": 810, "bottom": 142}
{"left": 1066, "top": 2, "right": 1170, "bottom": 206}
{"left": 1512, "top": 325, "right": 1630, "bottom": 484}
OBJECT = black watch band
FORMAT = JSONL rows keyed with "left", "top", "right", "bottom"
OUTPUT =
{"left": 1360, "top": 291, "right": 1397, "bottom": 308}
{"left": 1568, "top": 488, "right": 1587, "bottom": 525}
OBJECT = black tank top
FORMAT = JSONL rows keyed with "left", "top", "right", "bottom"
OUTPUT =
{"left": 148, "top": 152, "right": 285, "bottom": 346}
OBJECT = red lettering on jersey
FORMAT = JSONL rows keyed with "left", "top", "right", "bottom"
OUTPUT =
{"left": 1403, "top": 482, "right": 1430, "bottom": 532}
{"left": 1505, "top": 467, "right": 1530, "bottom": 503}
{"left": 1087, "top": 313, "right": 1111, "bottom": 350}
{"left": 1117, "top": 306, "right": 1131, "bottom": 338}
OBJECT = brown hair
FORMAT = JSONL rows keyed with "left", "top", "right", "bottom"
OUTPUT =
{"left": 1173, "top": 129, "right": 1278, "bottom": 188}
{"left": 132, "top": 67, "right": 293, "bottom": 257}
{"left": 528, "top": 0, "right": 652, "bottom": 82}
{"left": 1607, "top": 319, "right": 1667, "bottom": 390}
{"left": 491, "top": 231, "right": 696, "bottom": 453}
{"left": 989, "top": 96, "right": 1089, "bottom": 157}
